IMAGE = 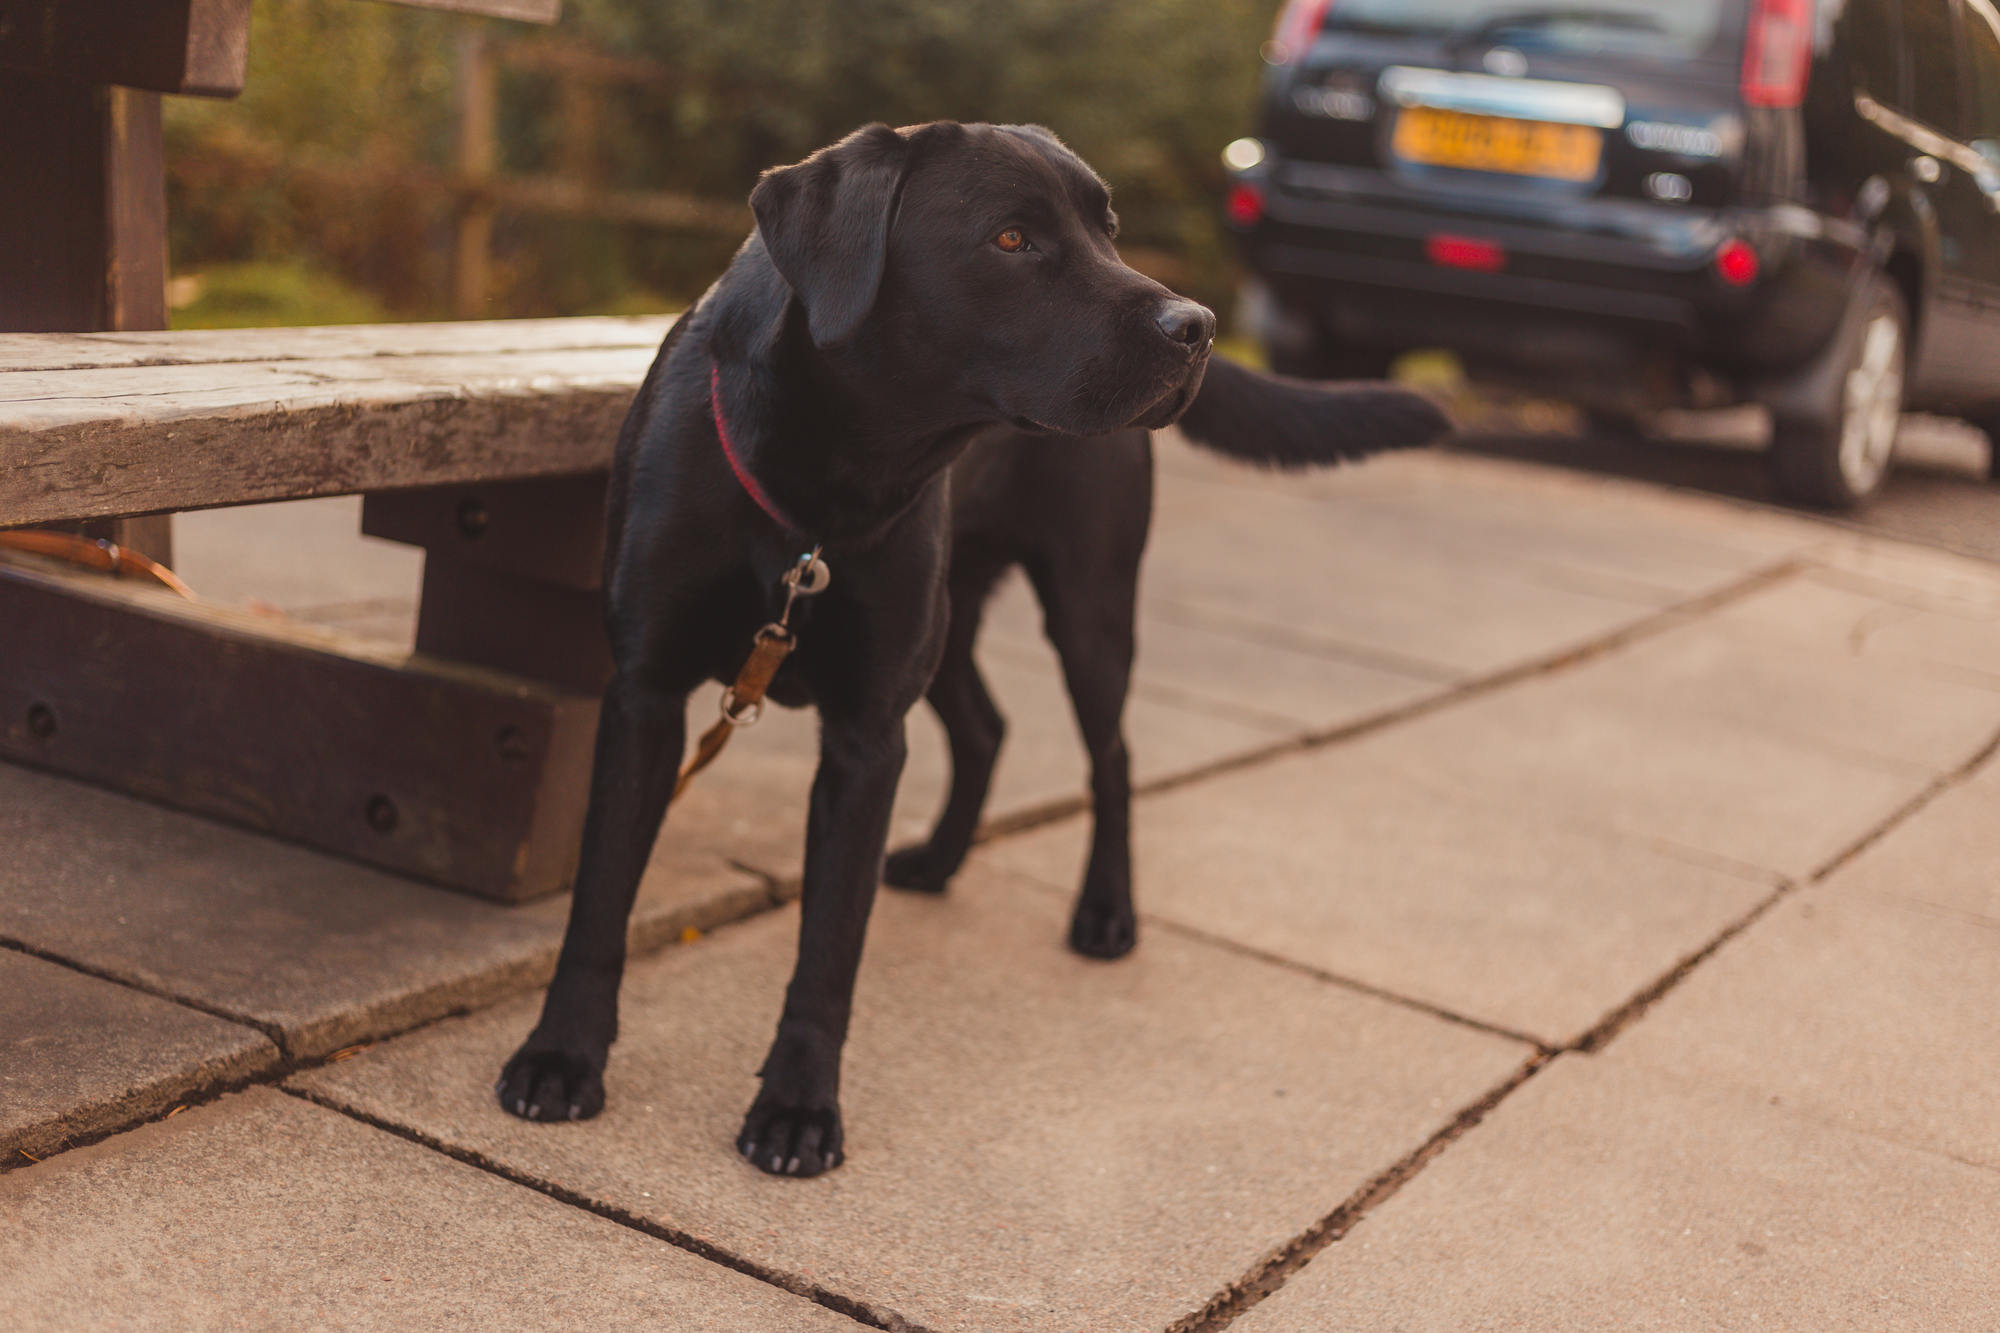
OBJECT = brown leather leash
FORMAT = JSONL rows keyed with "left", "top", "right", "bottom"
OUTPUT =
{"left": 672, "top": 546, "right": 829, "bottom": 803}
{"left": 0, "top": 530, "right": 196, "bottom": 598}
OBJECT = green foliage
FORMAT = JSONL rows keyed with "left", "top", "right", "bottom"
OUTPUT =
{"left": 169, "top": 260, "right": 389, "bottom": 329}
{"left": 167, "top": 0, "right": 1277, "bottom": 320}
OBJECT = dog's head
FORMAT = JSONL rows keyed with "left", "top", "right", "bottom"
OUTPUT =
{"left": 750, "top": 121, "right": 1214, "bottom": 437}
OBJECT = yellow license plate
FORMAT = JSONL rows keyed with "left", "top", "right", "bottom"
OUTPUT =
{"left": 1392, "top": 107, "right": 1602, "bottom": 182}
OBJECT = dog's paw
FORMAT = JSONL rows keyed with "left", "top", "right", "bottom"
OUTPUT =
{"left": 737, "top": 1101, "right": 844, "bottom": 1177}
{"left": 495, "top": 1046, "right": 605, "bottom": 1123}
{"left": 1068, "top": 900, "right": 1137, "bottom": 960}
{"left": 883, "top": 844, "right": 951, "bottom": 895}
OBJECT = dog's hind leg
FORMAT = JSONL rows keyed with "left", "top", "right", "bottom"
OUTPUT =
{"left": 1026, "top": 557, "right": 1140, "bottom": 960}
{"left": 497, "top": 672, "right": 686, "bottom": 1122}
{"left": 883, "top": 556, "right": 1010, "bottom": 896}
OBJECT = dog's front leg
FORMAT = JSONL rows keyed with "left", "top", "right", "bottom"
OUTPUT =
{"left": 498, "top": 673, "right": 686, "bottom": 1121}
{"left": 738, "top": 712, "right": 908, "bottom": 1177}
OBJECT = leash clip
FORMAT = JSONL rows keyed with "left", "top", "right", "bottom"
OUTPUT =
{"left": 671, "top": 548, "right": 829, "bottom": 804}
{"left": 776, "top": 545, "right": 830, "bottom": 628}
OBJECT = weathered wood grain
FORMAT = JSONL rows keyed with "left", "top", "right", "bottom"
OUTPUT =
{"left": 0, "top": 552, "right": 597, "bottom": 900}
{"left": 362, "top": 0, "right": 562, "bottom": 23}
{"left": 0, "top": 318, "right": 676, "bottom": 527}
{"left": 0, "top": 315, "right": 672, "bottom": 372}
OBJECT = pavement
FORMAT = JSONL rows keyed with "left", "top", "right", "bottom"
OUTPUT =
{"left": 5, "top": 429, "right": 2000, "bottom": 1330}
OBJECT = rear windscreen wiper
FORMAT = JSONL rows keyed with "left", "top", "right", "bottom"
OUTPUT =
{"left": 1444, "top": 6, "right": 1668, "bottom": 55}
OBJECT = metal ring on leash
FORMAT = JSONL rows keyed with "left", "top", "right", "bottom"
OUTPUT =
{"left": 719, "top": 688, "right": 763, "bottom": 727}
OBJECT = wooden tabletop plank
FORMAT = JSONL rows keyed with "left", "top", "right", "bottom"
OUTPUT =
{"left": 0, "top": 316, "right": 674, "bottom": 527}
{"left": 360, "top": 0, "right": 562, "bottom": 23}
{"left": 0, "top": 315, "right": 673, "bottom": 373}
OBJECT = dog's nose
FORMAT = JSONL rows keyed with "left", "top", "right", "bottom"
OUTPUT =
{"left": 1154, "top": 300, "right": 1215, "bottom": 349}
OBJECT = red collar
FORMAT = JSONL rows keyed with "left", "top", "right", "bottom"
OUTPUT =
{"left": 709, "top": 364, "right": 803, "bottom": 533}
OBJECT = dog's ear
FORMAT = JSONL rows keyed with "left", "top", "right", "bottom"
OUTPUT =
{"left": 751, "top": 123, "right": 913, "bottom": 348}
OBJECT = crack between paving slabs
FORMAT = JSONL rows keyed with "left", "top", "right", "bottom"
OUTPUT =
{"left": 1575, "top": 724, "right": 2000, "bottom": 1059}
{"left": 913, "top": 558, "right": 1813, "bottom": 877}
{"left": 985, "top": 860, "right": 1554, "bottom": 1055}
{"left": 1170, "top": 706, "right": 2000, "bottom": 1330}
{"left": 1, "top": 556, "right": 1804, "bottom": 1178}
{"left": 0, "top": 883, "right": 790, "bottom": 1175}
{"left": 0, "top": 560, "right": 1814, "bottom": 1255}
{"left": 278, "top": 1084, "right": 927, "bottom": 1332}
{"left": 1167, "top": 1051, "right": 1553, "bottom": 1333}
{"left": 0, "top": 933, "right": 291, "bottom": 1055}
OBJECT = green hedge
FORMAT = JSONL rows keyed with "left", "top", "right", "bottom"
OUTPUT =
{"left": 166, "top": 0, "right": 1275, "bottom": 323}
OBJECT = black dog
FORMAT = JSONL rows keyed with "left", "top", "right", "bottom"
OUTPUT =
{"left": 883, "top": 357, "right": 1452, "bottom": 954}
{"left": 498, "top": 121, "right": 1448, "bottom": 1177}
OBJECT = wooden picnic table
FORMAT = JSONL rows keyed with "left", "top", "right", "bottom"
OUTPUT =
{"left": 0, "top": 0, "right": 701, "bottom": 904}
{"left": 0, "top": 317, "right": 675, "bottom": 901}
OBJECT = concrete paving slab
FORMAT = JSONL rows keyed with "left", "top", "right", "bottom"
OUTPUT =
{"left": 1233, "top": 1056, "right": 2000, "bottom": 1333}
{"left": 977, "top": 750, "right": 1774, "bottom": 1047}
{"left": 0, "top": 1087, "right": 853, "bottom": 1331}
{"left": 1154, "top": 438, "right": 1824, "bottom": 569}
{"left": 1539, "top": 579, "right": 2000, "bottom": 775}
{"left": 1609, "top": 774, "right": 2000, "bottom": 1169}
{"left": 1143, "top": 474, "right": 1688, "bottom": 680}
{"left": 173, "top": 496, "right": 424, "bottom": 635}
{"left": 1339, "top": 608, "right": 1933, "bottom": 879}
{"left": 1709, "top": 570, "right": 2000, "bottom": 695}
{"left": 1810, "top": 534, "right": 2000, "bottom": 615}
{"left": 680, "top": 638, "right": 1289, "bottom": 884}
{"left": 979, "top": 573, "right": 1448, "bottom": 734}
{"left": 295, "top": 872, "right": 1530, "bottom": 1333}
{"left": 0, "top": 763, "right": 765, "bottom": 1060}
{"left": 1159, "top": 468, "right": 1795, "bottom": 610}
{"left": 0, "top": 950, "right": 276, "bottom": 1160}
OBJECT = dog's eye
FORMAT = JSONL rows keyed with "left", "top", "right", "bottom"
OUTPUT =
{"left": 994, "top": 228, "right": 1031, "bottom": 254}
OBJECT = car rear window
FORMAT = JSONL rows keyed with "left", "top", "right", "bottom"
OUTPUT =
{"left": 1322, "top": 1, "right": 1733, "bottom": 62}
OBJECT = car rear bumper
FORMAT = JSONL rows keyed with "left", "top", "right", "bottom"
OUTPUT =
{"left": 1235, "top": 159, "right": 1869, "bottom": 393}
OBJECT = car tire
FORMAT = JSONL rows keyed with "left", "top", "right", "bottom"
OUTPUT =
{"left": 1768, "top": 273, "right": 1907, "bottom": 509}
{"left": 1268, "top": 339, "right": 1401, "bottom": 381}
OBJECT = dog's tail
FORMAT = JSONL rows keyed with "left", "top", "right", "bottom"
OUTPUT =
{"left": 1174, "top": 355, "right": 1452, "bottom": 468}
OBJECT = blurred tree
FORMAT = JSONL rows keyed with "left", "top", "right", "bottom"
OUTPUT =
{"left": 166, "top": 0, "right": 1273, "bottom": 322}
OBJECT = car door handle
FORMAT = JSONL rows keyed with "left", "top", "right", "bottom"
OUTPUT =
{"left": 1911, "top": 154, "right": 1943, "bottom": 184}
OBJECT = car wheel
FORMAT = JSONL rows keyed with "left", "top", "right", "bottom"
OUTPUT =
{"left": 1268, "top": 339, "right": 1401, "bottom": 381}
{"left": 1769, "top": 274, "right": 1907, "bottom": 509}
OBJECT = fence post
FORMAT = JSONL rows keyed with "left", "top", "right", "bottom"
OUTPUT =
{"left": 453, "top": 30, "right": 499, "bottom": 319}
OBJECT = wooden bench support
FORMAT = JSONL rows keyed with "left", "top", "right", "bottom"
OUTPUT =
{"left": 363, "top": 474, "right": 615, "bottom": 696}
{"left": 0, "top": 554, "right": 597, "bottom": 901}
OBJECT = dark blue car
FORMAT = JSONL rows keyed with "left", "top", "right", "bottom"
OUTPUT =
{"left": 1227, "top": 0, "right": 2000, "bottom": 506}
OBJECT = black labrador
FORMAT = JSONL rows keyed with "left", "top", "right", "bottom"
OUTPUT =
{"left": 498, "top": 121, "right": 1448, "bottom": 1177}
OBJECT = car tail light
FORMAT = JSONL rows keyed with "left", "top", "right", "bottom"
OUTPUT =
{"left": 1427, "top": 234, "right": 1507, "bottom": 272}
{"left": 1226, "top": 183, "right": 1266, "bottom": 226}
{"left": 1715, "top": 238, "right": 1761, "bottom": 286}
{"left": 1742, "top": 0, "right": 1814, "bottom": 108}
{"left": 1268, "top": 0, "right": 1336, "bottom": 64}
